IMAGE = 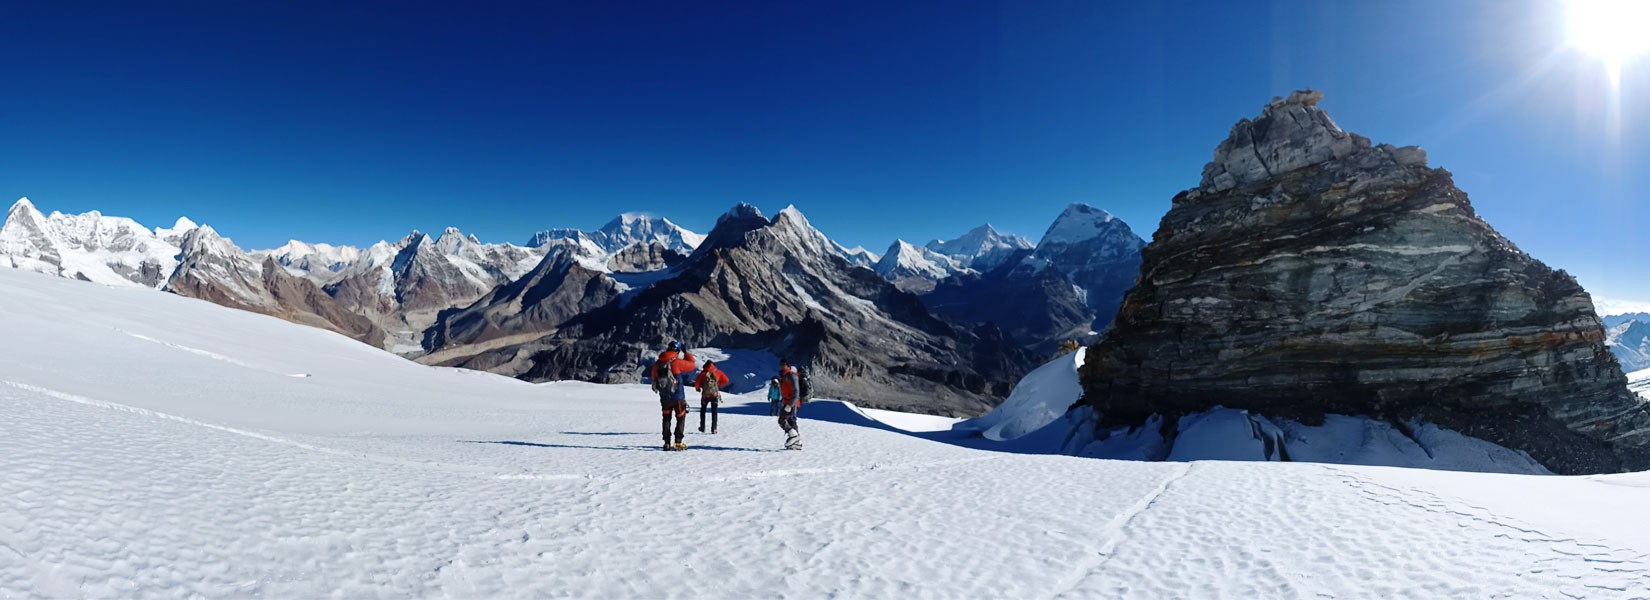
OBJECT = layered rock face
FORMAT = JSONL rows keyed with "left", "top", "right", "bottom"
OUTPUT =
{"left": 605, "top": 241, "right": 685, "bottom": 273}
{"left": 1078, "top": 90, "right": 1650, "bottom": 474}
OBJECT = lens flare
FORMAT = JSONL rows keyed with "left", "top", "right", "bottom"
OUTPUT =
{"left": 1568, "top": 0, "right": 1650, "bottom": 71}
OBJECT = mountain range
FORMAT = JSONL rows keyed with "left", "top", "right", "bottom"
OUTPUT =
{"left": 1605, "top": 313, "right": 1650, "bottom": 373}
{"left": 0, "top": 196, "right": 1144, "bottom": 415}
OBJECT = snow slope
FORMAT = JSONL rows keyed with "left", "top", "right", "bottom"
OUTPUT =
{"left": 955, "top": 348, "right": 1085, "bottom": 441}
{"left": 4, "top": 268, "right": 1650, "bottom": 598}
{"left": 954, "top": 347, "right": 1554, "bottom": 476}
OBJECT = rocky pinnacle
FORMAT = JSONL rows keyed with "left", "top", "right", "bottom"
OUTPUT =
{"left": 1079, "top": 90, "right": 1650, "bottom": 474}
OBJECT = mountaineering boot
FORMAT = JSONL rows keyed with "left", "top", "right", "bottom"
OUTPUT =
{"left": 675, "top": 442, "right": 688, "bottom": 451}
{"left": 663, "top": 442, "right": 673, "bottom": 451}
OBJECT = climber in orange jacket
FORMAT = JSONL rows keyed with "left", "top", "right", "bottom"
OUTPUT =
{"left": 695, "top": 360, "right": 731, "bottom": 434}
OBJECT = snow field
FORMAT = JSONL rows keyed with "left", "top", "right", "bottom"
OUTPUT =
{"left": 4, "top": 268, "right": 1650, "bottom": 598}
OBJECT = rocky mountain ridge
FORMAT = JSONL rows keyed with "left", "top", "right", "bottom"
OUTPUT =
{"left": 425, "top": 204, "right": 1039, "bottom": 415}
{"left": 0, "top": 198, "right": 1066, "bottom": 415}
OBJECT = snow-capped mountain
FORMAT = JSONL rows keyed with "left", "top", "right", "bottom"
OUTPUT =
{"left": 925, "top": 224, "right": 1034, "bottom": 272}
{"left": 924, "top": 253, "right": 1095, "bottom": 350}
{"left": 1609, "top": 318, "right": 1650, "bottom": 373}
{"left": 252, "top": 240, "right": 363, "bottom": 281}
{"left": 319, "top": 228, "right": 544, "bottom": 353}
{"left": 430, "top": 203, "right": 1037, "bottom": 416}
{"left": 873, "top": 240, "right": 974, "bottom": 293}
{"left": 164, "top": 225, "right": 385, "bottom": 346}
{"left": 0, "top": 197, "right": 194, "bottom": 288}
{"left": 1031, "top": 203, "right": 1146, "bottom": 325}
{"left": 422, "top": 245, "right": 623, "bottom": 355}
{"left": 527, "top": 213, "right": 704, "bottom": 254}
{"left": 1603, "top": 312, "right": 1650, "bottom": 329}
{"left": 833, "top": 243, "right": 881, "bottom": 269}
{"left": 906, "top": 204, "right": 1145, "bottom": 346}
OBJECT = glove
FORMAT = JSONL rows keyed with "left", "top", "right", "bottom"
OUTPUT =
{"left": 783, "top": 404, "right": 794, "bottom": 413}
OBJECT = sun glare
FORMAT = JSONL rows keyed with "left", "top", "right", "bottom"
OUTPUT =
{"left": 1567, "top": 0, "right": 1650, "bottom": 69}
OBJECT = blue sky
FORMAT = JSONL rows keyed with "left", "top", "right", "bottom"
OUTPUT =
{"left": 2, "top": 1, "right": 1647, "bottom": 299}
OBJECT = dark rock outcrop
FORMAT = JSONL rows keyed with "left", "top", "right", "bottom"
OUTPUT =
{"left": 1078, "top": 90, "right": 1650, "bottom": 474}
{"left": 606, "top": 242, "right": 686, "bottom": 273}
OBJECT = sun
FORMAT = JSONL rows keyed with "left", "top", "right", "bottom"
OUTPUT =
{"left": 1567, "top": 0, "right": 1650, "bottom": 69}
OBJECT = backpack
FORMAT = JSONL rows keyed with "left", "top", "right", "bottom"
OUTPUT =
{"left": 654, "top": 360, "right": 675, "bottom": 394}
{"left": 796, "top": 367, "right": 812, "bottom": 403}
{"left": 702, "top": 369, "right": 721, "bottom": 399}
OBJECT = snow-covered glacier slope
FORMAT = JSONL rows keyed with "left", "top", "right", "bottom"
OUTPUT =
{"left": 954, "top": 348, "right": 1563, "bottom": 476}
{"left": 3, "top": 269, "right": 1650, "bottom": 598}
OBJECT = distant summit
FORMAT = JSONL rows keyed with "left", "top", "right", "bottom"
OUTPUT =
{"left": 925, "top": 224, "right": 1033, "bottom": 272}
{"left": 527, "top": 213, "right": 704, "bottom": 254}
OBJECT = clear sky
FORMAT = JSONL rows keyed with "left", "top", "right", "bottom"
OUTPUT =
{"left": 2, "top": 1, "right": 1646, "bottom": 298}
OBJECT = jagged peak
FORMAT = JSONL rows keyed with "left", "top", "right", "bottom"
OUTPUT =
{"left": 1056, "top": 203, "right": 1117, "bottom": 222}
{"left": 720, "top": 203, "right": 764, "bottom": 222}
{"left": 434, "top": 226, "right": 477, "bottom": 252}
{"left": 155, "top": 216, "right": 200, "bottom": 239}
{"left": 177, "top": 224, "right": 243, "bottom": 258}
{"left": 613, "top": 211, "right": 655, "bottom": 225}
{"left": 1198, "top": 88, "right": 1374, "bottom": 193}
{"left": 187, "top": 223, "right": 222, "bottom": 239}
{"left": 6, "top": 196, "right": 46, "bottom": 223}
{"left": 775, "top": 204, "right": 808, "bottom": 225}
{"left": 769, "top": 205, "right": 840, "bottom": 255}
{"left": 875, "top": 237, "right": 969, "bottom": 278}
{"left": 695, "top": 203, "right": 773, "bottom": 254}
{"left": 1037, "top": 203, "right": 1141, "bottom": 251}
{"left": 273, "top": 240, "right": 315, "bottom": 254}
{"left": 929, "top": 222, "right": 1033, "bottom": 253}
{"left": 398, "top": 230, "right": 430, "bottom": 246}
{"left": 771, "top": 205, "right": 822, "bottom": 237}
